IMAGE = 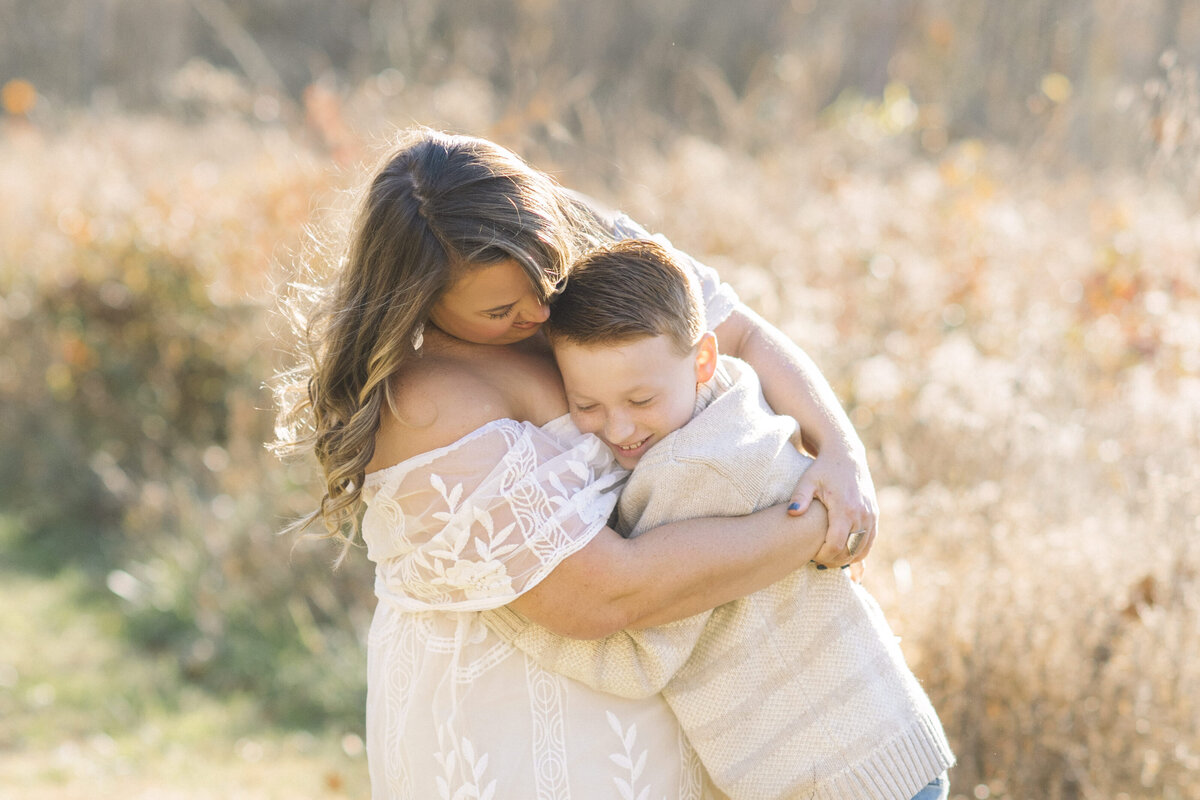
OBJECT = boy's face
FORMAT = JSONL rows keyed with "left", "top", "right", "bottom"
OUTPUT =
{"left": 554, "top": 332, "right": 717, "bottom": 470}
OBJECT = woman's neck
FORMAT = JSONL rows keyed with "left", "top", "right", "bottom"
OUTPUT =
{"left": 416, "top": 326, "right": 567, "bottom": 424}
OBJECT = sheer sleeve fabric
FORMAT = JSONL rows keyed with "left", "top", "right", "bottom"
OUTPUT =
{"left": 362, "top": 418, "right": 626, "bottom": 613}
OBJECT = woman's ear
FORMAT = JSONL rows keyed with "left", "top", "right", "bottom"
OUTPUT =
{"left": 693, "top": 331, "right": 719, "bottom": 384}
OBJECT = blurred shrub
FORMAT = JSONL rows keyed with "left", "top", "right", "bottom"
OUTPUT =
{"left": 3, "top": 244, "right": 237, "bottom": 545}
{"left": 0, "top": 118, "right": 372, "bottom": 730}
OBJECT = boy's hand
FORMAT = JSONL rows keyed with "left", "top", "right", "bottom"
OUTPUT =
{"left": 788, "top": 448, "right": 878, "bottom": 567}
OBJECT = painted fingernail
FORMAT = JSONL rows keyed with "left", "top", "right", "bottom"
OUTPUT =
{"left": 816, "top": 564, "right": 827, "bottom": 570}
{"left": 787, "top": 502, "right": 801, "bottom": 511}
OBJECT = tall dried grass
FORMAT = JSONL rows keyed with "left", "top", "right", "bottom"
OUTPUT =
{"left": 614, "top": 130, "right": 1200, "bottom": 800}
{"left": 2, "top": 67, "right": 1197, "bottom": 799}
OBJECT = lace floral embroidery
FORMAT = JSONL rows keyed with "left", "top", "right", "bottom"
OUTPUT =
{"left": 363, "top": 419, "right": 625, "bottom": 613}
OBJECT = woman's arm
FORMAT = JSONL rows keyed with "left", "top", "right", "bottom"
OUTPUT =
{"left": 370, "top": 360, "right": 830, "bottom": 639}
{"left": 508, "top": 499, "right": 828, "bottom": 639}
{"left": 715, "top": 304, "right": 878, "bottom": 566}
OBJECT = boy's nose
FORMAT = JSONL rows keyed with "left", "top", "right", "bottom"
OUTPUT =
{"left": 605, "top": 413, "right": 635, "bottom": 444}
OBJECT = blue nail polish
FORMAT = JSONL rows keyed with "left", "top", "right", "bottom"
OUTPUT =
{"left": 787, "top": 502, "right": 801, "bottom": 511}
{"left": 816, "top": 564, "right": 827, "bottom": 570}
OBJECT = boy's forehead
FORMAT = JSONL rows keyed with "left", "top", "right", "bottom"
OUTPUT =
{"left": 555, "top": 335, "right": 689, "bottom": 387}
{"left": 554, "top": 333, "right": 675, "bottom": 363}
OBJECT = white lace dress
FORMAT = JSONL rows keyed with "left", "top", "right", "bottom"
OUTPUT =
{"left": 361, "top": 216, "right": 739, "bottom": 798}
{"left": 362, "top": 415, "right": 721, "bottom": 799}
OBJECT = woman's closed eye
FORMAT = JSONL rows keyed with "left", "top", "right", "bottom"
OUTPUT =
{"left": 485, "top": 306, "right": 514, "bottom": 320}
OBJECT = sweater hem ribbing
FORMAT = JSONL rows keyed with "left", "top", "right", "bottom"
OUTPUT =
{"left": 803, "top": 712, "right": 955, "bottom": 800}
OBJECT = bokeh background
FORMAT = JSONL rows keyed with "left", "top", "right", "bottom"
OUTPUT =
{"left": 2, "top": 1, "right": 1199, "bottom": 798}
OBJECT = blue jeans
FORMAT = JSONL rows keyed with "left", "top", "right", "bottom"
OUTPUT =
{"left": 910, "top": 772, "right": 949, "bottom": 800}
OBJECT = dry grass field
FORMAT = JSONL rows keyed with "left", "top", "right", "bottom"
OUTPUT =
{"left": 2, "top": 47, "right": 1199, "bottom": 800}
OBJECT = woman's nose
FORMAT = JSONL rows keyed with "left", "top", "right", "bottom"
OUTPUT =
{"left": 522, "top": 300, "right": 550, "bottom": 324}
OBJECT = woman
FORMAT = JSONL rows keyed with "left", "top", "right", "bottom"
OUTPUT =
{"left": 276, "top": 128, "right": 879, "bottom": 798}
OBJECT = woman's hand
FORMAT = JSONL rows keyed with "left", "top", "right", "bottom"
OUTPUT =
{"left": 788, "top": 445, "right": 878, "bottom": 568}
{"left": 714, "top": 305, "right": 879, "bottom": 569}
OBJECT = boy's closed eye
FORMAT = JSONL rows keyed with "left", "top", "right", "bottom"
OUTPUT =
{"left": 571, "top": 398, "right": 655, "bottom": 412}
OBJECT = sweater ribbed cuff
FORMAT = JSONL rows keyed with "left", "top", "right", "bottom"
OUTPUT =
{"left": 481, "top": 606, "right": 529, "bottom": 640}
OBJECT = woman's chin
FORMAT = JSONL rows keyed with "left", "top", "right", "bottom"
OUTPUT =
{"left": 509, "top": 322, "right": 542, "bottom": 337}
{"left": 433, "top": 323, "right": 542, "bottom": 347}
{"left": 494, "top": 324, "right": 544, "bottom": 346}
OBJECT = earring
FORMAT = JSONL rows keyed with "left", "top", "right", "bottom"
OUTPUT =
{"left": 411, "top": 321, "right": 425, "bottom": 350}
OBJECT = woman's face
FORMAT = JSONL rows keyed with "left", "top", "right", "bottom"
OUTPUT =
{"left": 428, "top": 259, "right": 551, "bottom": 345}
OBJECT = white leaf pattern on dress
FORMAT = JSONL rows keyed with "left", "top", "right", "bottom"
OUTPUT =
{"left": 606, "top": 711, "right": 664, "bottom": 800}
{"left": 357, "top": 214, "right": 738, "bottom": 799}
{"left": 433, "top": 733, "right": 497, "bottom": 800}
{"left": 362, "top": 415, "right": 721, "bottom": 798}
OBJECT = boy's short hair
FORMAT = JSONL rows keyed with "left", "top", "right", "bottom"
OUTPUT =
{"left": 547, "top": 239, "right": 704, "bottom": 354}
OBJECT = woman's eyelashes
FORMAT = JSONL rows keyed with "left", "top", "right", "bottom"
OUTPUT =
{"left": 485, "top": 306, "right": 514, "bottom": 320}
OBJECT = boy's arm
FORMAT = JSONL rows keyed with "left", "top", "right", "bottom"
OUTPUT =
{"left": 484, "top": 458, "right": 747, "bottom": 699}
{"left": 481, "top": 606, "right": 711, "bottom": 699}
{"left": 714, "top": 304, "right": 878, "bottom": 567}
{"left": 481, "top": 456, "right": 722, "bottom": 699}
{"left": 488, "top": 453, "right": 828, "bottom": 697}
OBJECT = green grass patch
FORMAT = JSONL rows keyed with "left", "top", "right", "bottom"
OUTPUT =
{"left": 0, "top": 560, "right": 369, "bottom": 797}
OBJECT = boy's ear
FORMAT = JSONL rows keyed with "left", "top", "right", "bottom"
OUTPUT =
{"left": 693, "top": 331, "right": 719, "bottom": 384}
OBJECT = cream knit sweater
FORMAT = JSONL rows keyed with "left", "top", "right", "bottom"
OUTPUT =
{"left": 485, "top": 357, "right": 954, "bottom": 799}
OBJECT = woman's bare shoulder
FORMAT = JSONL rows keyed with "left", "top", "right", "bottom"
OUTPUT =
{"left": 367, "top": 358, "right": 515, "bottom": 472}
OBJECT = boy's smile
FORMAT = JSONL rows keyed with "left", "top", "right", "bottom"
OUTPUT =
{"left": 554, "top": 332, "right": 717, "bottom": 469}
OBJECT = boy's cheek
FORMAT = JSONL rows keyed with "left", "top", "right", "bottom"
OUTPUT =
{"left": 570, "top": 413, "right": 616, "bottom": 459}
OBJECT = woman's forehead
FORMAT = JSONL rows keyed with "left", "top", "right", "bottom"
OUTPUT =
{"left": 445, "top": 259, "right": 534, "bottom": 304}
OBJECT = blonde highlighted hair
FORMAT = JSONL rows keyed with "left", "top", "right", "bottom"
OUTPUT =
{"left": 272, "top": 129, "right": 606, "bottom": 555}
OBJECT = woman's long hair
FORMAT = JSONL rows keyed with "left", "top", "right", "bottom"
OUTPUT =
{"left": 272, "top": 129, "right": 606, "bottom": 556}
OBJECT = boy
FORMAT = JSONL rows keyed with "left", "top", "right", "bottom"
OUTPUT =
{"left": 484, "top": 240, "right": 954, "bottom": 800}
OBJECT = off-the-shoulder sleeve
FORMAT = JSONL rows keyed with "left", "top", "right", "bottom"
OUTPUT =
{"left": 602, "top": 205, "right": 741, "bottom": 329}
{"left": 361, "top": 419, "right": 626, "bottom": 612}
